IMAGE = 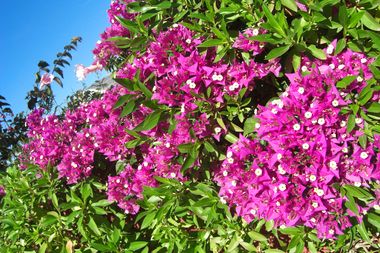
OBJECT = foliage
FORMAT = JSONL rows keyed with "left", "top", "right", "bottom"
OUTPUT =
{"left": 2, "top": 0, "right": 380, "bottom": 252}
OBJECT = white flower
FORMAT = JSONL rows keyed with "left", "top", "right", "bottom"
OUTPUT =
{"left": 354, "top": 182, "right": 361, "bottom": 187}
{"left": 318, "top": 118, "right": 325, "bottom": 125}
{"left": 338, "top": 64, "right": 345, "bottom": 70}
{"left": 227, "top": 157, "right": 234, "bottom": 164}
{"left": 361, "top": 58, "right": 367, "bottom": 64}
{"left": 143, "top": 161, "right": 148, "bottom": 167}
{"left": 277, "top": 153, "right": 283, "bottom": 160}
{"left": 329, "top": 63, "right": 335, "bottom": 69}
{"left": 309, "top": 175, "right": 316, "bottom": 182}
{"left": 278, "top": 183, "right": 287, "bottom": 191}
{"left": 332, "top": 100, "right": 339, "bottom": 107}
{"left": 360, "top": 152, "right": 368, "bottom": 159}
{"left": 340, "top": 121, "right": 346, "bottom": 127}
{"left": 276, "top": 201, "right": 281, "bottom": 206}
{"left": 255, "top": 123, "right": 260, "bottom": 129}
{"left": 255, "top": 168, "right": 263, "bottom": 176}
{"left": 123, "top": 184, "right": 128, "bottom": 189}
{"left": 165, "top": 143, "right": 171, "bottom": 148}
{"left": 271, "top": 108, "right": 278, "bottom": 114}
{"left": 328, "top": 229, "right": 335, "bottom": 235}
{"left": 312, "top": 202, "right": 319, "bottom": 208}
{"left": 71, "top": 162, "right": 78, "bottom": 168}
{"left": 252, "top": 28, "right": 259, "bottom": 36}
{"left": 355, "top": 118, "right": 363, "bottom": 124}
{"left": 314, "top": 188, "right": 324, "bottom": 196}
{"left": 212, "top": 73, "right": 219, "bottom": 81}
{"left": 250, "top": 209, "right": 256, "bottom": 215}
{"left": 302, "top": 143, "right": 310, "bottom": 150}
{"left": 293, "top": 123, "right": 301, "bottom": 131}
{"left": 231, "top": 180, "right": 237, "bottom": 187}
{"left": 304, "top": 111, "right": 312, "bottom": 119}
{"left": 229, "top": 85, "right": 235, "bottom": 91}
{"left": 217, "top": 74, "right": 223, "bottom": 81}
{"left": 278, "top": 164, "right": 286, "bottom": 175}
{"left": 342, "top": 147, "right": 348, "bottom": 153}
{"left": 298, "top": 87, "right": 305, "bottom": 94}
{"left": 185, "top": 39, "right": 192, "bottom": 44}
{"left": 214, "top": 127, "right": 222, "bottom": 134}
{"left": 329, "top": 161, "right": 337, "bottom": 170}
{"left": 232, "top": 82, "right": 239, "bottom": 89}
{"left": 301, "top": 65, "right": 308, "bottom": 72}
{"left": 357, "top": 76, "right": 363, "bottom": 82}
{"left": 226, "top": 151, "right": 233, "bottom": 158}
{"left": 116, "top": 179, "right": 121, "bottom": 184}
{"left": 326, "top": 44, "right": 334, "bottom": 55}
{"left": 170, "top": 172, "right": 176, "bottom": 178}
{"left": 172, "top": 23, "right": 179, "bottom": 28}
{"left": 189, "top": 82, "right": 196, "bottom": 89}
{"left": 223, "top": 170, "right": 228, "bottom": 176}
{"left": 310, "top": 218, "right": 316, "bottom": 223}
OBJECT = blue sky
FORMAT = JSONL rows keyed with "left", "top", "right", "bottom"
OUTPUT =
{"left": 0, "top": 0, "right": 111, "bottom": 114}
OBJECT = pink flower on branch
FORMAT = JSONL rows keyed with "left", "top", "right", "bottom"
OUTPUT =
{"left": 39, "top": 73, "right": 54, "bottom": 89}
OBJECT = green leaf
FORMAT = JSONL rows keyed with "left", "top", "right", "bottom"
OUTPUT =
{"left": 92, "top": 199, "right": 112, "bottom": 207}
{"left": 120, "top": 100, "right": 136, "bottom": 117}
{"left": 265, "top": 45, "right": 290, "bottom": 60}
{"left": 197, "top": 39, "right": 225, "bottom": 48}
{"left": 368, "top": 213, "right": 380, "bottom": 230}
{"left": 357, "top": 222, "right": 371, "bottom": 242}
{"left": 134, "top": 110, "right": 163, "bottom": 131}
{"left": 244, "top": 118, "right": 258, "bottom": 135}
{"left": 225, "top": 133, "right": 238, "bottom": 144}
{"left": 358, "top": 135, "right": 367, "bottom": 149}
{"left": 265, "top": 250, "right": 285, "bottom": 253}
{"left": 141, "top": 212, "right": 155, "bottom": 229}
{"left": 367, "top": 102, "right": 380, "bottom": 113}
{"left": 281, "top": 0, "right": 298, "bottom": 12}
{"left": 113, "top": 94, "right": 132, "bottom": 109}
{"left": 361, "top": 11, "right": 380, "bottom": 31}
{"left": 307, "top": 242, "right": 317, "bottom": 253}
{"left": 115, "top": 16, "right": 140, "bottom": 34}
{"left": 129, "top": 241, "right": 148, "bottom": 251}
{"left": 80, "top": 183, "right": 92, "bottom": 202}
{"left": 88, "top": 217, "right": 101, "bottom": 236}
{"left": 262, "top": 5, "right": 286, "bottom": 37}
{"left": 308, "top": 45, "right": 326, "bottom": 60}
{"left": 336, "top": 75, "right": 356, "bottom": 89}
{"left": 240, "top": 241, "right": 257, "bottom": 251}
{"left": 178, "top": 143, "right": 194, "bottom": 153}
{"left": 248, "top": 231, "right": 267, "bottom": 242}
{"left": 347, "top": 114, "right": 356, "bottom": 133}
{"left": 334, "top": 38, "right": 346, "bottom": 55}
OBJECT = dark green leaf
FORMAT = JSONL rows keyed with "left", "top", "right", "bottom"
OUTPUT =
{"left": 265, "top": 45, "right": 291, "bottom": 60}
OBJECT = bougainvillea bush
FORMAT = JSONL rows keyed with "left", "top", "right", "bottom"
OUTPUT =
{"left": 2, "top": 0, "right": 380, "bottom": 252}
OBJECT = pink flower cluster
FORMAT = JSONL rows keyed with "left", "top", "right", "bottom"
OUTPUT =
{"left": 215, "top": 47, "right": 380, "bottom": 238}
{"left": 233, "top": 27, "right": 266, "bottom": 55}
{"left": 116, "top": 24, "right": 280, "bottom": 109}
{"left": 93, "top": 0, "right": 135, "bottom": 66}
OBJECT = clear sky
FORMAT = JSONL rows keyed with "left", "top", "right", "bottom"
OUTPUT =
{"left": 0, "top": 0, "right": 111, "bottom": 114}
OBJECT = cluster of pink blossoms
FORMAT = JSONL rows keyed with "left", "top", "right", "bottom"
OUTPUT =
{"left": 93, "top": 0, "right": 135, "bottom": 66}
{"left": 116, "top": 24, "right": 280, "bottom": 108}
{"left": 215, "top": 47, "right": 380, "bottom": 238}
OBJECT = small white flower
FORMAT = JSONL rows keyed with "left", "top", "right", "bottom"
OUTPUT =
{"left": 278, "top": 183, "right": 287, "bottom": 191}
{"left": 220, "top": 197, "right": 227, "bottom": 204}
{"left": 173, "top": 70, "right": 178, "bottom": 76}
{"left": 252, "top": 28, "right": 259, "bottom": 36}
{"left": 360, "top": 152, "right": 368, "bottom": 159}
{"left": 186, "top": 79, "right": 193, "bottom": 85}
{"left": 277, "top": 153, "right": 283, "bottom": 160}
{"left": 328, "top": 229, "right": 335, "bottom": 235}
{"left": 318, "top": 118, "right": 325, "bottom": 125}
{"left": 172, "top": 23, "right": 179, "bottom": 28}
{"left": 170, "top": 172, "right": 176, "bottom": 178}
{"left": 226, "top": 151, "right": 233, "bottom": 158}
{"left": 312, "top": 202, "right": 319, "bottom": 208}
{"left": 40, "top": 155, "right": 44, "bottom": 160}
{"left": 124, "top": 184, "right": 128, "bottom": 189}
{"left": 310, "top": 175, "right": 316, "bottom": 182}
{"left": 329, "top": 161, "right": 337, "bottom": 170}
{"left": 93, "top": 113, "right": 97, "bottom": 117}
{"left": 301, "top": 65, "right": 308, "bottom": 72}
{"left": 329, "top": 63, "right": 335, "bottom": 69}
{"left": 165, "top": 143, "right": 171, "bottom": 148}
{"left": 227, "top": 157, "right": 234, "bottom": 164}
{"left": 232, "top": 82, "right": 239, "bottom": 89}
{"left": 217, "top": 74, "right": 223, "bottom": 81}
{"left": 302, "top": 143, "right": 310, "bottom": 150}
{"left": 304, "top": 111, "right": 312, "bottom": 119}
{"left": 185, "top": 39, "right": 192, "bottom": 44}
{"left": 228, "top": 85, "right": 235, "bottom": 91}
{"left": 255, "top": 123, "right": 260, "bottom": 129}
{"left": 250, "top": 209, "right": 256, "bottom": 215}
{"left": 374, "top": 204, "right": 380, "bottom": 210}
{"left": 116, "top": 179, "right": 121, "bottom": 184}
{"left": 340, "top": 121, "right": 346, "bottom": 127}
{"left": 357, "top": 76, "right": 363, "bottom": 82}
{"left": 354, "top": 182, "right": 361, "bottom": 187}
{"left": 361, "top": 58, "right": 367, "bottom": 64}
{"left": 314, "top": 188, "right": 324, "bottom": 196}
{"left": 342, "top": 147, "right": 348, "bottom": 153}
{"left": 143, "top": 161, "right": 149, "bottom": 167}
{"left": 278, "top": 164, "right": 286, "bottom": 175}
{"left": 326, "top": 44, "right": 334, "bottom": 55}
{"left": 355, "top": 118, "right": 363, "bottom": 124}
{"left": 255, "top": 168, "right": 263, "bottom": 176}
{"left": 231, "top": 180, "right": 237, "bottom": 187}
{"left": 338, "top": 64, "right": 345, "bottom": 70}
{"left": 71, "top": 162, "right": 78, "bottom": 168}
{"left": 310, "top": 218, "right": 316, "bottom": 223}
{"left": 271, "top": 108, "right": 278, "bottom": 114}
{"left": 189, "top": 82, "right": 196, "bottom": 89}
{"left": 298, "top": 87, "right": 305, "bottom": 94}
{"left": 293, "top": 123, "right": 301, "bottom": 131}
{"left": 212, "top": 73, "right": 219, "bottom": 81}
{"left": 214, "top": 127, "right": 222, "bottom": 134}
{"left": 223, "top": 170, "right": 228, "bottom": 177}
{"left": 332, "top": 100, "right": 339, "bottom": 107}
